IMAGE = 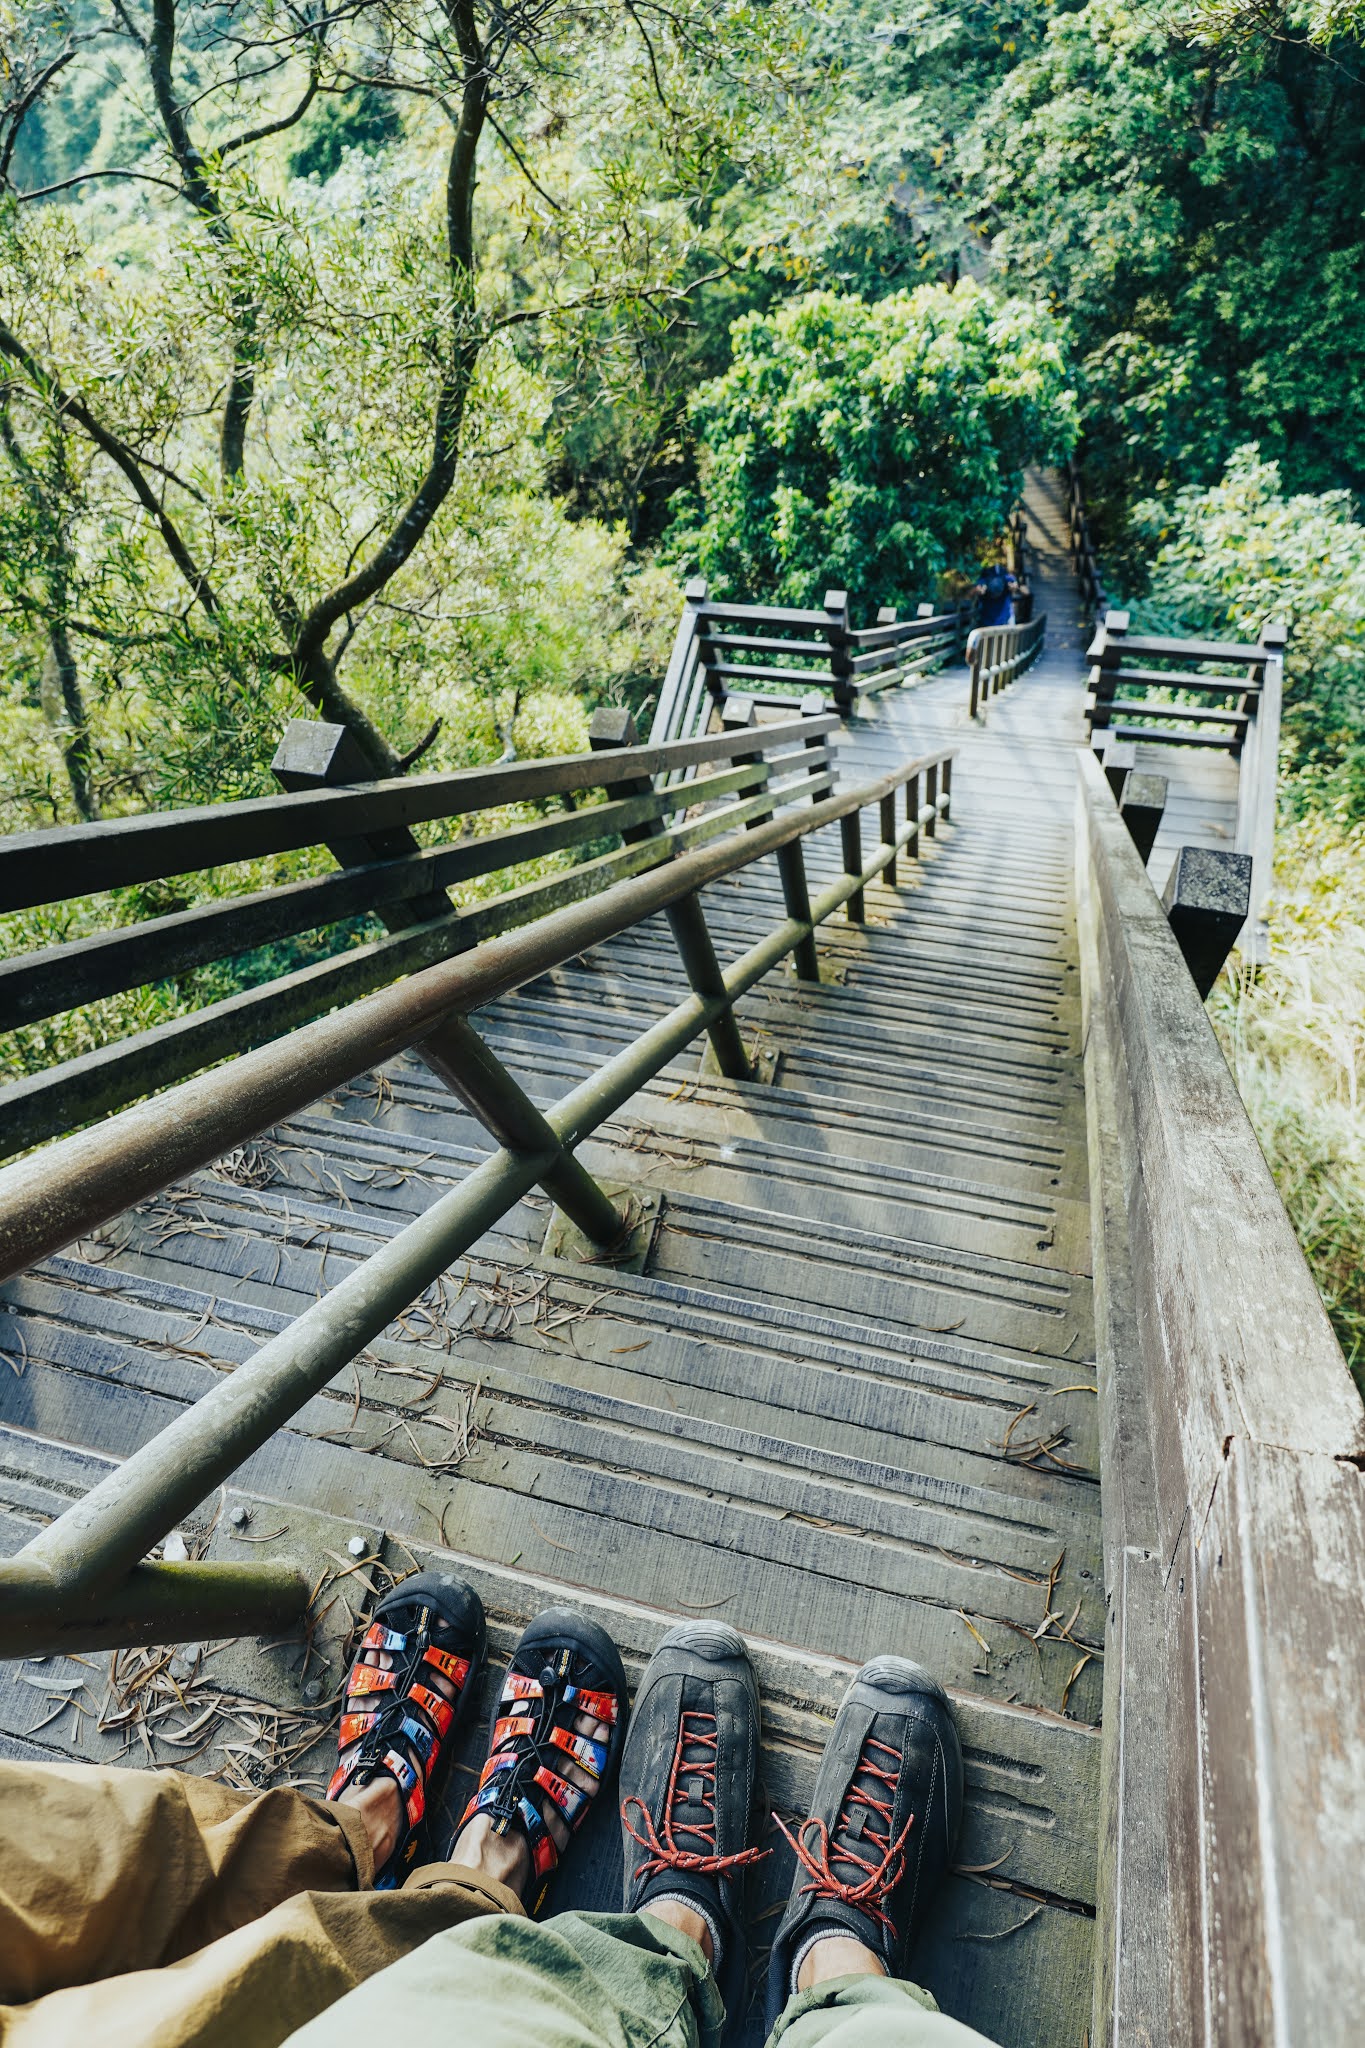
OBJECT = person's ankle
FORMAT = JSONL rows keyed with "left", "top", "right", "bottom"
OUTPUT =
{"left": 448, "top": 1811, "right": 532, "bottom": 1899}
{"left": 642, "top": 1895, "right": 717, "bottom": 1965}
{"left": 795, "top": 1931, "right": 887, "bottom": 1992}
{"left": 337, "top": 1775, "right": 403, "bottom": 1869}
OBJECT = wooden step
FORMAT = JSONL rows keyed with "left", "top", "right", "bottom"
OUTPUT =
{"left": 0, "top": 1435, "right": 1095, "bottom": 2047}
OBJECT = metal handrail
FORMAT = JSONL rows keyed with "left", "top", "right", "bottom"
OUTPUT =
{"left": 0, "top": 739, "right": 956, "bottom": 1657}
{"left": 966, "top": 613, "right": 1047, "bottom": 718}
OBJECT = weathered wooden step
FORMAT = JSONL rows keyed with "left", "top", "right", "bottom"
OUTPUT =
{"left": 280, "top": 1103, "right": 1093, "bottom": 1275}
{"left": 352, "top": 1055, "right": 1085, "bottom": 1196}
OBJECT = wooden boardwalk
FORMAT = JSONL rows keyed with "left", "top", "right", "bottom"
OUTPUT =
{"left": 0, "top": 476, "right": 1104, "bottom": 2044}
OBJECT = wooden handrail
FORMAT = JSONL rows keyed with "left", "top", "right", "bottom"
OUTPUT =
{"left": 0, "top": 722, "right": 837, "bottom": 1158}
{"left": 966, "top": 613, "right": 1047, "bottom": 718}
{"left": 1076, "top": 748, "right": 1365, "bottom": 2044}
{"left": 1067, "top": 460, "right": 1110, "bottom": 632}
{"left": 648, "top": 579, "right": 967, "bottom": 742}
{"left": 0, "top": 714, "right": 834, "bottom": 914}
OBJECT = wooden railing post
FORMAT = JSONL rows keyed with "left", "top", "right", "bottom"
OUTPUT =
{"left": 1162, "top": 845, "right": 1252, "bottom": 999}
{"left": 590, "top": 708, "right": 753, "bottom": 1080}
{"left": 924, "top": 761, "right": 939, "bottom": 838}
{"left": 1085, "top": 608, "right": 1128, "bottom": 739}
{"left": 1235, "top": 619, "right": 1287, "bottom": 965}
{"left": 649, "top": 575, "right": 708, "bottom": 744}
{"left": 777, "top": 840, "right": 821, "bottom": 980}
{"left": 823, "top": 589, "right": 855, "bottom": 715}
{"left": 880, "top": 790, "right": 898, "bottom": 885}
{"left": 271, "top": 720, "right": 457, "bottom": 932}
{"left": 905, "top": 770, "right": 921, "bottom": 860}
{"left": 692, "top": 581, "right": 730, "bottom": 731}
{"left": 967, "top": 632, "right": 984, "bottom": 719}
{"left": 274, "top": 724, "right": 626, "bottom": 1245}
{"left": 1119, "top": 770, "right": 1167, "bottom": 866}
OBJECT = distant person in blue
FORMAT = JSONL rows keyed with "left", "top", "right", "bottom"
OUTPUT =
{"left": 974, "top": 561, "right": 1017, "bottom": 627}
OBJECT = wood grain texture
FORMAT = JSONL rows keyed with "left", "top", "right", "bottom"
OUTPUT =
{"left": 1078, "top": 744, "right": 1365, "bottom": 2045}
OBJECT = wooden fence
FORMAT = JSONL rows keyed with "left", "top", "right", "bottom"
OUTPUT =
{"left": 649, "top": 577, "right": 968, "bottom": 742}
{"left": 0, "top": 713, "right": 839, "bottom": 1160}
{"left": 1086, "top": 611, "right": 1285, "bottom": 964}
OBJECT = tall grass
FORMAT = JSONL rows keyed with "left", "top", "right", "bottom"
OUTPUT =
{"left": 1210, "top": 809, "right": 1365, "bottom": 1400}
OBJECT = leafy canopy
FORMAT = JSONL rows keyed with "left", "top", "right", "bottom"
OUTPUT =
{"left": 672, "top": 280, "right": 1075, "bottom": 610}
{"left": 0, "top": 0, "right": 813, "bottom": 822}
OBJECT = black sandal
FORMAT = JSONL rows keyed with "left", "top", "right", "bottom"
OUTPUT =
{"left": 459, "top": 1606, "right": 628, "bottom": 1912}
{"left": 328, "top": 1570, "right": 487, "bottom": 1889}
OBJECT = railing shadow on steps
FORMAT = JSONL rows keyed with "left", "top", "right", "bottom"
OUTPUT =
{"left": 0, "top": 717, "right": 956, "bottom": 1657}
{"left": 649, "top": 576, "right": 969, "bottom": 745}
{"left": 1076, "top": 744, "right": 1365, "bottom": 2045}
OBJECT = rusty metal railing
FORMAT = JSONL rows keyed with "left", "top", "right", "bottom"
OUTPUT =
{"left": 0, "top": 739, "right": 955, "bottom": 1657}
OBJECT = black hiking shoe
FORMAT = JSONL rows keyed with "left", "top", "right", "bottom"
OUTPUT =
{"left": 620, "top": 1622, "right": 767, "bottom": 2016}
{"left": 766, "top": 1656, "right": 962, "bottom": 2027}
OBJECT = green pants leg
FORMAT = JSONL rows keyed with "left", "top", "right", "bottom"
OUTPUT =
{"left": 281, "top": 1907, "right": 998, "bottom": 2048}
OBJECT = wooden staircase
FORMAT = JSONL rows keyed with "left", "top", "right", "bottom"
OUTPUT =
{"left": 4, "top": 468, "right": 1359, "bottom": 2047}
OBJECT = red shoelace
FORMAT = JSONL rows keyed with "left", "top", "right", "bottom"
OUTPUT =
{"left": 622, "top": 1709, "right": 770, "bottom": 1879}
{"left": 774, "top": 1734, "right": 916, "bottom": 1940}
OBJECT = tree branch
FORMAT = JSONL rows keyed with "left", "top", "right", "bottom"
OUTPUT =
{"left": 288, "top": 0, "right": 489, "bottom": 676}
{"left": 0, "top": 44, "right": 81, "bottom": 189}
{"left": 219, "top": 68, "right": 321, "bottom": 159}
{"left": 0, "top": 318, "right": 219, "bottom": 619}
{"left": 487, "top": 112, "right": 563, "bottom": 210}
{"left": 16, "top": 167, "right": 186, "bottom": 204}
{"left": 142, "top": 0, "right": 264, "bottom": 480}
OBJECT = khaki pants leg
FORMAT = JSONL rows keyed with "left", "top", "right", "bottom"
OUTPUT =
{"left": 0, "top": 1759, "right": 523, "bottom": 2048}
{"left": 282, "top": 1911, "right": 999, "bottom": 2048}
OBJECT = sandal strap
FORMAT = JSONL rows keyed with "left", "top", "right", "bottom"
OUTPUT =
{"left": 328, "top": 1589, "right": 479, "bottom": 1886}
{"left": 459, "top": 1653, "right": 621, "bottom": 1906}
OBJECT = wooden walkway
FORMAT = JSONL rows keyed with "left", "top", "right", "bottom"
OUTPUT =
{"left": 0, "top": 475, "right": 1103, "bottom": 2044}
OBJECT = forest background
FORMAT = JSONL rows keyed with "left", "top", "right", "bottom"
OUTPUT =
{"left": 0, "top": 0, "right": 1362, "bottom": 1382}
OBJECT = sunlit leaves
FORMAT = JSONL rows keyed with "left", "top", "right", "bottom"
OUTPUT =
{"left": 671, "top": 279, "right": 1076, "bottom": 608}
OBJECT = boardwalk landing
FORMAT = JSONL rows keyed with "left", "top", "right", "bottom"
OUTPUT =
{"left": 0, "top": 479, "right": 1103, "bottom": 2045}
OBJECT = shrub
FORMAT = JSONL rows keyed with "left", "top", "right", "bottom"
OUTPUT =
{"left": 671, "top": 282, "right": 1076, "bottom": 610}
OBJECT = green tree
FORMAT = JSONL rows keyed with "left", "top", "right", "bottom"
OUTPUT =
{"left": 672, "top": 281, "right": 1075, "bottom": 609}
{"left": 955, "top": 0, "right": 1365, "bottom": 513}
{"left": 0, "top": 0, "right": 809, "bottom": 817}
